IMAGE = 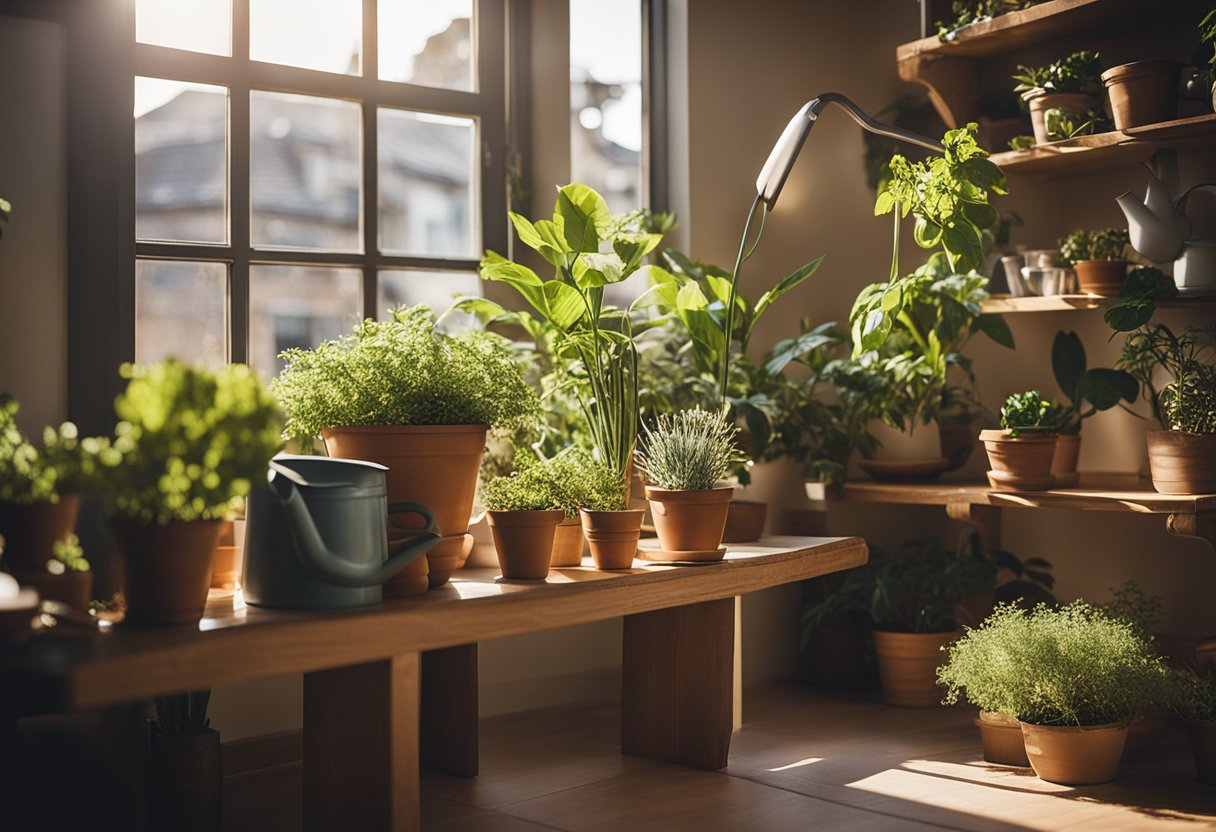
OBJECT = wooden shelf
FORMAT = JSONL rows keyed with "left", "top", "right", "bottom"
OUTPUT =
{"left": 980, "top": 293, "right": 1216, "bottom": 313}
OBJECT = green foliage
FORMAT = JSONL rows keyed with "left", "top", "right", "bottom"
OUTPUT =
{"left": 572, "top": 457, "right": 632, "bottom": 512}
{"left": 999, "top": 390, "right": 1064, "bottom": 435}
{"left": 482, "top": 448, "right": 601, "bottom": 518}
{"left": 1118, "top": 323, "right": 1216, "bottom": 433}
{"left": 636, "top": 408, "right": 743, "bottom": 491}
{"left": 90, "top": 360, "right": 283, "bottom": 524}
{"left": 874, "top": 123, "right": 1007, "bottom": 275}
{"left": 155, "top": 690, "right": 211, "bottom": 736}
{"left": 1012, "top": 50, "right": 1102, "bottom": 95}
{"left": 481, "top": 467, "right": 563, "bottom": 513}
{"left": 1008, "top": 135, "right": 1036, "bottom": 151}
{"left": 1057, "top": 228, "right": 1130, "bottom": 266}
{"left": 1201, "top": 9, "right": 1216, "bottom": 90}
{"left": 1102, "top": 579, "right": 1162, "bottom": 641}
{"left": 799, "top": 554, "right": 882, "bottom": 648}
{"left": 1043, "top": 106, "right": 1110, "bottom": 141}
{"left": 939, "top": 602, "right": 1169, "bottom": 725}
{"left": 870, "top": 539, "right": 996, "bottom": 633}
{"left": 935, "top": 0, "right": 1041, "bottom": 41}
{"left": 1050, "top": 331, "right": 1138, "bottom": 434}
{"left": 1104, "top": 267, "right": 1178, "bottom": 333}
{"left": 987, "top": 546, "right": 1056, "bottom": 608}
{"left": 0, "top": 395, "right": 93, "bottom": 504}
{"left": 273, "top": 305, "right": 538, "bottom": 445}
{"left": 50, "top": 533, "right": 89, "bottom": 573}
{"left": 1170, "top": 668, "right": 1216, "bottom": 722}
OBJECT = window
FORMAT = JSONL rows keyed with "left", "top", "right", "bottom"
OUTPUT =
{"left": 132, "top": 0, "right": 505, "bottom": 369}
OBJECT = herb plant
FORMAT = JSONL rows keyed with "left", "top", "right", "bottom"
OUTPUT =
{"left": 1012, "top": 51, "right": 1102, "bottom": 95}
{"left": 50, "top": 533, "right": 89, "bottom": 574}
{"left": 1102, "top": 579, "right": 1162, "bottom": 641}
{"left": 1171, "top": 668, "right": 1216, "bottom": 722}
{"left": 636, "top": 408, "right": 743, "bottom": 491}
{"left": 573, "top": 459, "right": 633, "bottom": 512}
{"left": 1200, "top": 8, "right": 1216, "bottom": 93}
{"left": 481, "top": 467, "right": 563, "bottom": 513}
{"left": 1043, "top": 106, "right": 1110, "bottom": 141}
{"left": 870, "top": 539, "right": 996, "bottom": 633}
{"left": 1008, "top": 135, "right": 1036, "bottom": 151}
{"left": 1118, "top": 324, "right": 1216, "bottom": 433}
{"left": 999, "top": 390, "right": 1064, "bottom": 435}
{"left": 1058, "top": 228, "right": 1130, "bottom": 265}
{"left": 274, "top": 305, "right": 538, "bottom": 446}
{"left": 0, "top": 395, "right": 90, "bottom": 504}
{"left": 1051, "top": 331, "right": 1138, "bottom": 434}
{"left": 936, "top": 0, "right": 1041, "bottom": 41}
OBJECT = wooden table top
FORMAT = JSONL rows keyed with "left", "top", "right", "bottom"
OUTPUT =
{"left": 0, "top": 536, "right": 866, "bottom": 712}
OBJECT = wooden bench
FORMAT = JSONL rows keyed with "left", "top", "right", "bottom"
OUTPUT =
{"left": 0, "top": 535, "right": 867, "bottom": 831}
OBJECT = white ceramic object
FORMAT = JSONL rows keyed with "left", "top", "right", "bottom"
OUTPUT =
{"left": 1174, "top": 239, "right": 1216, "bottom": 291}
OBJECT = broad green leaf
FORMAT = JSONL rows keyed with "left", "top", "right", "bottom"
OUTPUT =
{"left": 753, "top": 256, "right": 824, "bottom": 326}
{"left": 1051, "top": 330, "right": 1086, "bottom": 404}
{"left": 880, "top": 283, "right": 903, "bottom": 313}
{"left": 478, "top": 257, "right": 556, "bottom": 323}
{"left": 959, "top": 157, "right": 1007, "bottom": 193}
{"left": 859, "top": 309, "right": 890, "bottom": 352}
{"left": 630, "top": 280, "right": 681, "bottom": 313}
{"left": 941, "top": 219, "right": 983, "bottom": 274}
{"left": 446, "top": 295, "right": 509, "bottom": 325}
{"left": 543, "top": 280, "right": 585, "bottom": 330}
{"left": 913, "top": 216, "right": 942, "bottom": 248}
{"left": 1079, "top": 368, "right": 1139, "bottom": 410}
{"left": 1103, "top": 299, "right": 1155, "bottom": 332}
{"left": 874, "top": 191, "right": 897, "bottom": 216}
{"left": 975, "top": 313, "right": 1014, "bottom": 349}
{"left": 509, "top": 212, "right": 546, "bottom": 253}
{"left": 961, "top": 201, "right": 999, "bottom": 231}
{"left": 578, "top": 252, "right": 627, "bottom": 287}
{"left": 662, "top": 249, "right": 699, "bottom": 276}
{"left": 614, "top": 234, "right": 662, "bottom": 271}
{"left": 556, "top": 184, "right": 609, "bottom": 253}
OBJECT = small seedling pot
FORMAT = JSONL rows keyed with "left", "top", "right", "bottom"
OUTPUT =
{"left": 1050, "top": 433, "right": 1081, "bottom": 488}
{"left": 112, "top": 518, "right": 222, "bottom": 626}
{"left": 980, "top": 429, "right": 1058, "bottom": 491}
{"left": 487, "top": 509, "right": 563, "bottom": 580}
{"left": 549, "top": 518, "right": 585, "bottom": 567}
{"left": 1020, "top": 721, "right": 1129, "bottom": 785}
{"left": 1101, "top": 60, "right": 1181, "bottom": 131}
{"left": 1073, "top": 259, "right": 1129, "bottom": 296}
{"left": 579, "top": 509, "right": 644, "bottom": 570}
{"left": 977, "top": 711, "right": 1030, "bottom": 767}
{"left": 644, "top": 486, "right": 733, "bottom": 553}
{"left": 1146, "top": 430, "right": 1216, "bottom": 495}
{"left": 1022, "top": 90, "right": 1098, "bottom": 145}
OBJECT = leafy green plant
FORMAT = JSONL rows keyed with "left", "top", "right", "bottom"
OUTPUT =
{"left": 90, "top": 360, "right": 283, "bottom": 524}
{"left": 999, "top": 390, "right": 1064, "bottom": 435}
{"left": 936, "top": 0, "right": 1042, "bottom": 41}
{"left": 1170, "top": 667, "right": 1216, "bottom": 722}
{"left": 481, "top": 447, "right": 598, "bottom": 518}
{"left": 1200, "top": 8, "right": 1216, "bottom": 93}
{"left": 155, "top": 690, "right": 212, "bottom": 736}
{"left": 799, "top": 553, "right": 883, "bottom": 647}
{"left": 273, "top": 305, "right": 538, "bottom": 446}
{"left": 1118, "top": 323, "right": 1216, "bottom": 433}
{"left": 1012, "top": 50, "right": 1102, "bottom": 95}
{"left": 1043, "top": 107, "right": 1109, "bottom": 141}
{"left": 481, "top": 467, "right": 563, "bottom": 513}
{"left": 1104, "top": 267, "right": 1178, "bottom": 333}
{"left": 573, "top": 459, "right": 633, "bottom": 512}
{"left": 50, "top": 533, "right": 89, "bottom": 574}
{"left": 1058, "top": 228, "right": 1130, "bottom": 266}
{"left": 940, "top": 601, "right": 1168, "bottom": 725}
{"left": 1008, "top": 135, "right": 1036, "bottom": 151}
{"left": 0, "top": 395, "right": 93, "bottom": 504}
{"left": 987, "top": 546, "right": 1055, "bottom": 607}
{"left": 1102, "top": 579, "right": 1162, "bottom": 641}
{"left": 1051, "top": 331, "right": 1138, "bottom": 434}
{"left": 870, "top": 539, "right": 996, "bottom": 633}
{"left": 636, "top": 408, "right": 743, "bottom": 491}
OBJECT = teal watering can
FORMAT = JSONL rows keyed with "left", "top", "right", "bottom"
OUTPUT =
{"left": 243, "top": 455, "right": 440, "bottom": 609}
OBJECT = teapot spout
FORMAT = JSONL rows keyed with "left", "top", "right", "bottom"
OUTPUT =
{"left": 1116, "top": 190, "right": 1185, "bottom": 263}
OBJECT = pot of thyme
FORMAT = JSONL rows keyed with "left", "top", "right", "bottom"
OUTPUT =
{"left": 980, "top": 390, "right": 1064, "bottom": 491}
{"left": 637, "top": 408, "right": 743, "bottom": 558}
{"left": 1048, "top": 331, "right": 1138, "bottom": 486}
{"left": 149, "top": 689, "right": 222, "bottom": 832}
{"left": 1058, "top": 228, "right": 1132, "bottom": 296}
{"left": 1012, "top": 51, "right": 1104, "bottom": 145}
{"left": 93, "top": 360, "right": 282, "bottom": 626}
{"left": 481, "top": 463, "right": 568, "bottom": 580}
{"left": 1170, "top": 668, "right": 1216, "bottom": 784}
{"left": 576, "top": 460, "right": 644, "bottom": 571}
{"left": 869, "top": 540, "right": 995, "bottom": 707}
{"left": 273, "top": 305, "right": 540, "bottom": 591}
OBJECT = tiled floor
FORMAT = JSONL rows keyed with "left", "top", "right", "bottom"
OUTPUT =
{"left": 225, "top": 684, "right": 1216, "bottom": 831}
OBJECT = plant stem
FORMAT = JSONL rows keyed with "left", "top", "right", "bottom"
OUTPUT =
{"left": 722, "top": 193, "right": 764, "bottom": 409}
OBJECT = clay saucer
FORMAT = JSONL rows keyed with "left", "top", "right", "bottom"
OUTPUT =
{"left": 858, "top": 458, "right": 951, "bottom": 481}
{"left": 636, "top": 546, "right": 727, "bottom": 565}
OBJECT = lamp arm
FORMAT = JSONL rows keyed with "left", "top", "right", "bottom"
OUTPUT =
{"left": 815, "top": 93, "right": 943, "bottom": 154}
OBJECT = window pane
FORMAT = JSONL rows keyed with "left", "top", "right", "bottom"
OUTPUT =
{"left": 251, "top": 91, "right": 362, "bottom": 251}
{"left": 249, "top": 265, "right": 362, "bottom": 377}
{"left": 379, "top": 0, "right": 474, "bottom": 91}
{"left": 250, "top": 0, "right": 361, "bottom": 75}
{"left": 136, "top": 0, "right": 231, "bottom": 56}
{"left": 136, "top": 260, "right": 228, "bottom": 366}
{"left": 570, "top": 0, "right": 642, "bottom": 212}
{"left": 136, "top": 78, "right": 228, "bottom": 244}
{"left": 378, "top": 269, "right": 479, "bottom": 319}
{"left": 378, "top": 108, "right": 476, "bottom": 257}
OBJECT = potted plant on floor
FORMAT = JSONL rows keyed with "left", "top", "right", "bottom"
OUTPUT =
{"left": 149, "top": 689, "right": 221, "bottom": 832}
{"left": 869, "top": 540, "right": 995, "bottom": 707}
{"left": 1049, "top": 331, "right": 1138, "bottom": 486}
{"left": 637, "top": 408, "right": 744, "bottom": 560}
{"left": 92, "top": 360, "right": 282, "bottom": 626}
{"left": 1170, "top": 668, "right": 1216, "bottom": 784}
{"left": 273, "top": 305, "right": 540, "bottom": 590}
{"left": 481, "top": 464, "right": 566, "bottom": 580}
{"left": 1012, "top": 51, "right": 1104, "bottom": 145}
{"left": 1058, "top": 228, "right": 1132, "bottom": 296}
{"left": 981, "top": 390, "right": 1064, "bottom": 491}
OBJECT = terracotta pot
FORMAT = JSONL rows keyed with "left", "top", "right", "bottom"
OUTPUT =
{"left": 111, "top": 518, "right": 221, "bottom": 626}
{"left": 579, "top": 509, "right": 643, "bottom": 570}
{"left": 722, "top": 500, "right": 767, "bottom": 543}
{"left": 384, "top": 547, "right": 429, "bottom": 596}
{"left": 1074, "top": 259, "right": 1129, "bottom": 296}
{"left": 980, "top": 429, "right": 1058, "bottom": 491}
{"left": 939, "top": 420, "right": 977, "bottom": 472}
{"left": 1023, "top": 90, "right": 1099, "bottom": 145}
{"left": 209, "top": 520, "right": 242, "bottom": 590}
{"left": 149, "top": 728, "right": 223, "bottom": 832}
{"left": 322, "top": 424, "right": 488, "bottom": 588}
{"left": 1020, "top": 721, "right": 1129, "bottom": 785}
{"left": 1051, "top": 433, "right": 1081, "bottom": 488}
{"left": 0, "top": 496, "right": 80, "bottom": 573}
{"left": 1146, "top": 430, "right": 1216, "bottom": 494}
{"left": 550, "top": 518, "right": 585, "bottom": 567}
{"left": 487, "top": 509, "right": 562, "bottom": 580}
{"left": 977, "top": 711, "right": 1030, "bottom": 767}
{"left": 869, "top": 419, "right": 943, "bottom": 463}
{"left": 977, "top": 116, "right": 1027, "bottom": 154}
{"left": 14, "top": 569, "right": 92, "bottom": 610}
{"left": 1102, "top": 60, "right": 1181, "bottom": 131}
{"left": 1186, "top": 719, "right": 1216, "bottom": 784}
{"left": 644, "top": 486, "right": 732, "bottom": 553}
{"left": 871, "top": 628, "right": 961, "bottom": 708}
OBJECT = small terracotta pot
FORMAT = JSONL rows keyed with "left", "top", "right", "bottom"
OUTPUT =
{"left": 209, "top": 520, "right": 242, "bottom": 590}
{"left": 1051, "top": 433, "right": 1081, "bottom": 488}
{"left": 871, "top": 628, "right": 961, "bottom": 708}
{"left": 1020, "top": 721, "right": 1129, "bottom": 785}
{"left": 1023, "top": 90, "right": 1099, "bottom": 145}
{"left": 550, "top": 518, "right": 585, "bottom": 567}
{"left": 112, "top": 518, "right": 221, "bottom": 626}
{"left": 722, "top": 500, "right": 767, "bottom": 543}
{"left": 939, "top": 420, "right": 977, "bottom": 472}
{"left": 980, "top": 429, "right": 1058, "bottom": 491}
{"left": 644, "top": 486, "right": 732, "bottom": 553}
{"left": 487, "top": 509, "right": 563, "bottom": 580}
{"left": 14, "top": 568, "right": 92, "bottom": 610}
{"left": 149, "top": 728, "right": 223, "bottom": 832}
{"left": 322, "top": 424, "right": 489, "bottom": 588}
{"left": 1186, "top": 719, "right": 1216, "bottom": 784}
{"left": 579, "top": 509, "right": 643, "bottom": 570}
{"left": 384, "top": 548, "right": 429, "bottom": 596}
{"left": 977, "top": 116, "right": 1027, "bottom": 154}
{"left": 1074, "top": 260, "right": 1129, "bottom": 296}
{"left": 977, "top": 711, "right": 1030, "bottom": 767}
{"left": 1102, "top": 60, "right": 1181, "bottom": 131}
{"left": 0, "top": 496, "right": 80, "bottom": 573}
{"left": 1146, "top": 430, "right": 1216, "bottom": 494}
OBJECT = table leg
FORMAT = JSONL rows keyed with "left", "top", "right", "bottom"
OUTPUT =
{"left": 420, "top": 643, "right": 479, "bottom": 777}
{"left": 621, "top": 598, "right": 734, "bottom": 770}
{"left": 303, "top": 653, "right": 420, "bottom": 832}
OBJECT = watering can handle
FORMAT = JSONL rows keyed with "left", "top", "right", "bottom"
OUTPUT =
{"left": 387, "top": 502, "right": 441, "bottom": 539}
{"left": 1176, "top": 183, "right": 1216, "bottom": 215}
{"left": 378, "top": 502, "right": 443, "bottom": 581}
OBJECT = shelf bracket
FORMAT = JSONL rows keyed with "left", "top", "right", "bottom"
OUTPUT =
{"left": 1166, "top": 511, "right": 1215, "bottom": 555}
{"left": 946, "top": 501, "right": 1002, "bottom": 551}
{"left": 896, "top": 54, "right": 975, "bottom": 129}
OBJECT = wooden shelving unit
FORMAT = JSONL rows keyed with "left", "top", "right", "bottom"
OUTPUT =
{"left": 980, "top": 293, "right": 1216, "bottom": 313}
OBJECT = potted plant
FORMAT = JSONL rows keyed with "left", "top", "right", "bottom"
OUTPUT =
{"left": 1170, "top": 668, "right": 1216, "bottom": 784}
{"left": 576, "top": 461, "right": 642, "bottom": 571}
{"left": 1102, "top": 60, "right": 1182, "bottom": 131}
{"left": 1049, "top": 331, "right": 1138, "bottom": 486}
{"left": 981, "top": 390, "right": 1063, "bottom": 491}
{"left": 273, "top": 305, "right": 539, "bottom": 590}
{"left": 149, "top": 689, "right": 222, "bottom": 832}
{"left": 1058, "top": 228, "right": 1132, "bottom": 296}
{"left": 869, "top": 540, "right": 995, "bottom": 707}
{"left": 637, "top": 408, "right": 743, "bottom": 558}
{"left": 1012, "top": 51, "right": 1104, "bottom": 145}
{"left": 481, "top": 466, "right": 565, "bottom": 581}
{"left": 799, "top": 557, "right": 882, "bottom": 690}
{"left": 92, "top": 360, "right": 282, "bottom": 626}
